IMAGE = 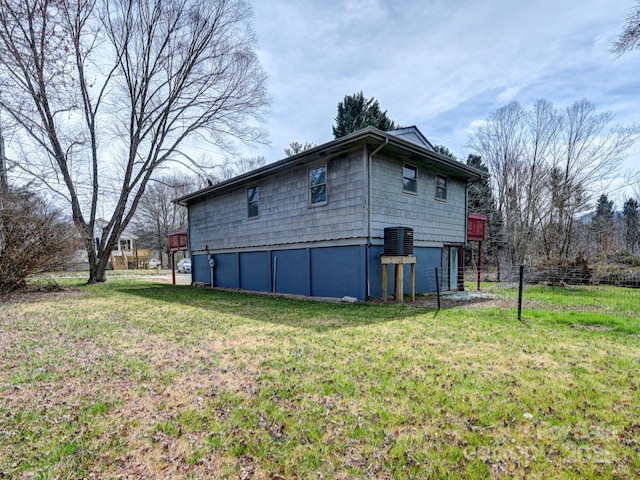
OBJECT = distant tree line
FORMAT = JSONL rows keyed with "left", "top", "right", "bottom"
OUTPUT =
{"left": 131, "top": 156, "right": 267, "bottom": 262}
{"left": 589, "top": 194, "right": 640, "bottom": 255}
{"left": 330, "top": 92, "right": 640, "bottom": 275}
{"left": 462, "top": 98, "right": 640, "bottom": 275}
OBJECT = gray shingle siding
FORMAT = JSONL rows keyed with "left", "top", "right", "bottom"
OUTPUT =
{"left": 370, "top": 153, "right": 467, "bottom": 246}
{"left": 180, "top": 126, "right": 485, "bottom": 298}
{"left": 188, "top": 148, "right": 368, "bottom": 253}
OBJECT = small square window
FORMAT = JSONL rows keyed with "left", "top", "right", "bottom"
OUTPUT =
{"left": 435, "top": 175, "right": 447, "bottom": 200}
{"left": 403, "top": 164, "right": 417, "bottom": 193}
{"left": 309, "top": 164, "right": 327, "bottom": 205}
{"left": 247, "top": 186, "right": 259, "bottom": 218}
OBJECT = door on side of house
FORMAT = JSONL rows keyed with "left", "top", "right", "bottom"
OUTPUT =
{"left": 442, "top": 245, "right": 461, "bottom": 291}
{"left": 449, "top": 246, "right": 459, "bottom": 290}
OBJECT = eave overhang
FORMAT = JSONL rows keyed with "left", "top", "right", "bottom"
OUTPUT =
{"left": 175, "top": 127, "right": 487, "bottom": 206}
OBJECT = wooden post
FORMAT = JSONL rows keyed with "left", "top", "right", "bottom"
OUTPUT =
{"left": 395, "top": 263, "right": 404, "bottom": 303}
{"left": 381, "top": 256, "right": 416, "bottom": 303}
{"left": 410, "top": 262, "right": 416, "bottom": 302}
{"left": 382, "top": 264, "right": 388, "bottom": 302}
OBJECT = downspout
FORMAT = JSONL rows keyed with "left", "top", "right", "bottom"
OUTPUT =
{"left": 465, "top": 183, "right": 469, "bottom": 245}
{"left": 463, "top": 184, "right": 469, "bottom": 291}
{"left": 366, "top": 138, "right": 389, "bottom": 298}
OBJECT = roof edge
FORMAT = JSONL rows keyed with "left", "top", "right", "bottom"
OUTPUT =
{"left": 176, "top": 128, "right": 386, "bottom": 205}
{"left": 176, "top": 127, "right": 487, "bottom": 205}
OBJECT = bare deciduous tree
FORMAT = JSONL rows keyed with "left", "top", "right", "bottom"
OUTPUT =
{"left": 209, "top": 155, "right": 267, "bottom": 184}
{"left": 551, "top": 100, "right": 638, "bottom": 258}
{"left": 470, "top": 98, "right": 639, "bottom": 268}
{"left": 612, "top": 0, "right": 640, "bottom": 54}
{"left": 0, "top": 0, "right": 269, "bottom": 283}
{"left": 469, "top": 101, "right": 527, "bottom": 269}
{"left": 521, "top": 99, "right": 560, "bottom": 259}
{"left": 131, "top": 173, "right": 192, "bottom": 264}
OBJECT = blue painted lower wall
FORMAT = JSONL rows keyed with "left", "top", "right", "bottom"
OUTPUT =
{"left": 310, "top": 246, "right": 366, "bottom": 299}
{"left": 192, "top": 255, "right": 211, "bottom": 285}
{"left": 240, "top": 251, "right": 271, "bottom": 292}
{"left": 192, "top": 244, "right": 448, "bottom": 300}
{"left": 271, "top": 249, "right": 310, "bottom": 296}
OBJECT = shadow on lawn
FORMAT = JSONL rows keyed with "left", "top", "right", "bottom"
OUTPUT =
{"left": 113, "top": 282, "right": 443, "bottom": 330}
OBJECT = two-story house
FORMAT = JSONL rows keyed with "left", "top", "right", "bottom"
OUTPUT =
{"left": 176, "top": 126, "right": 485, "bottom": 300}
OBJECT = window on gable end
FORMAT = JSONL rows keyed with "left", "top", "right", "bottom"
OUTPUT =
{"left": 247, "top": 186, "right": 259, "bottom": 218}
{"left": 403, "top": 164, "right": 417, "bottom": 193}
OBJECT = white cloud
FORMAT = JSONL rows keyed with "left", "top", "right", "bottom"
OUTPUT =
{"left": 497, "top": 86, "right": 522, "bottom": 103}
{"left": 244, "top": 0, "right": 638, "bottom": 170}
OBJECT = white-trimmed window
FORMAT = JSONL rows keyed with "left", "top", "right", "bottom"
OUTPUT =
{"left": 309, "top": 164, "right": 327, "bottom": 206}
{"left": 247, "top": 186, "right": 259, "bottom": 218}
{"left": 403, "top": 164, "right": 417, "bottom": 193}
{"left": 435, "top": 175, "right": 447, "bottom": 200}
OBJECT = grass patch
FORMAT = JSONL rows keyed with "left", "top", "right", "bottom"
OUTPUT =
{"left": 1, "top": 278, "right": 639, "bottom": 478}
{"left": 475, "top": 281, "right": 640, "bottom": 334}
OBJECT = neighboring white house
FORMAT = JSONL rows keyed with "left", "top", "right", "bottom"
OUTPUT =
{"left": 67, "top": 220, "right": 146, "bottom": 271}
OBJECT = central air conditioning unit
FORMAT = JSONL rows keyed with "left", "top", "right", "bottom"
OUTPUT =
{"left": 383, "top": 226, "right": 414, "bottom": 256}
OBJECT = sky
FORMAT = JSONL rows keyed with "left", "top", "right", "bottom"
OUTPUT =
{"left": 235, "top": 0, "right": 639, "bottom": 201}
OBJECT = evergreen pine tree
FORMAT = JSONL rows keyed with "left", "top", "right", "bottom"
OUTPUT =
{"left": 433, "top": 145, "right": 458, "bottom": 161}
{"left": 591, "top": 194, "right": 615, "bottom": 252}
{"left": 466, "top": 154, "right": 505, "bottom": 280}
{"left": 332, "top": 91, "right": 399, "bottom": 138}
{"left": 622, "top": 197, "right": 639, "bottom": 254}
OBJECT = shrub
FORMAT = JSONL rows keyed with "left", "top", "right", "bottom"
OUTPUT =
{"left": 528, "top": 253, "right": 593, "bottom": 285}
{"left": 0, "top": 186, "right": 75, "bottom": 295}
{"left": 608, "top": 249, "right": 640, "bottom": 267}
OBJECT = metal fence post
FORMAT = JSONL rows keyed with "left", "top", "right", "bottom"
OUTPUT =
{"left": 518, "top": 264, "right": 524, "bottom": 321}
{"left": 435, "top": 267, "right": 441, "bottom": 311}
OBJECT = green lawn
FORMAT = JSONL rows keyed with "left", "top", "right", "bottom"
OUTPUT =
{"left": 1, "top": 279, "right": 639, "bottom": 479}
{"left": 477, "top": 281, "right": 640, "bottom": 333}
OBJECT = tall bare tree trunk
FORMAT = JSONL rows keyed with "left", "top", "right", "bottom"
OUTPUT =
{"left": 0, "top": 0, "right": 269, "bottom": 284}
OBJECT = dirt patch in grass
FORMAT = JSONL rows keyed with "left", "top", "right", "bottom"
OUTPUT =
{"left": 209, "top": 286, "right": 507, "bottom": 311}
{"left": 1, "top": 282, "right": 86, "bottom": 305}
{"left": 569, "top": 323, "right": 612, "bottom": 332}
{"left": 402, "top": 291, "right": 513, "bottom": 310}
{"left": 211, "top": 286, "right": 347, "bottom": 304}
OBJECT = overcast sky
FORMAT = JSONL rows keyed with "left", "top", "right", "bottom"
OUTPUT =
{"left": 240, "top": 0, "right": 638, "bottom": 192}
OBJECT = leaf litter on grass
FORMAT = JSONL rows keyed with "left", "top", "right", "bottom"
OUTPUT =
{"left": 1, "top": 279, "right": 640, "bottom": 478}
